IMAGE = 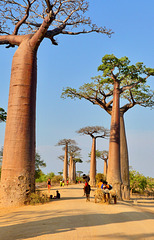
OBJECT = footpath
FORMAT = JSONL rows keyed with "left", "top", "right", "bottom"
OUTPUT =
{"left": 0, "top": 184, "right": 154, "bottom": 240}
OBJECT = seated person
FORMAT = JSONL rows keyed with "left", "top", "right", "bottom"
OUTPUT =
{"left": 97, "top": 179, "right": 103, "bottom": 188}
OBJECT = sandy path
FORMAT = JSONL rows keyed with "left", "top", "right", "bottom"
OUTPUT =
{"left": 0, "top": 184, "right": 154, "bottom": 240}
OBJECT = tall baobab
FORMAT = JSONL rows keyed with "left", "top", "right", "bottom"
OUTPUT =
{"left": 67, "top": 145, "right": 81, "bottom": 184}
{"left": 57, "top": 139, "right": 76, "bottom": 184}
{"left": 73, "top": 158, "right": 83, "bottom": 183}
{"left": 0, "top": 1, "right": 112, "bottom": 206}
{"left": 62, "top": 54, "right": 154, "bottom": 199}
{"left": 77, "top": 126, "right": 109, "bottom": 186}
{"left": 96, "top": 150, "right": 108, "bottom": 177}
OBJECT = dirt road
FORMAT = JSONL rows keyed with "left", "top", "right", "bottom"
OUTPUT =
{"left": 0, "top": 184, "right": 154, "bottom": 240}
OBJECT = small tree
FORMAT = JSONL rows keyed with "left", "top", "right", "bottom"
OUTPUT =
{"left": 58, "top": 171, "right": 63, "bottom": 176}
{"left": 129, "top": 168, "right": 148, "bottom": 194}
{"left": 35, "top": 152, "right": 46, "bottom": 179}
{"left": 77, "top": 126, "right": 109, "bottom": 186}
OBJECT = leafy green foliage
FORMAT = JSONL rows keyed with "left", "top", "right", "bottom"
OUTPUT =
{"left": 62, "top": 54, "right": 154, "bottom": 113}
{"left": 96, "top": 173, "right": 106, "bottom": 183}
{"left": 51, "top": 175, "right": 63, "bottom": 183}
{"left": 0, "top": 108, "right": 7, "bottom": 123}
{"left": 129, "top": 169, "right": 148, "bottom": 193}
{"left": 35, "top": 152, "right": 46, "bottom": 179}
{"left": 46, "top": 172, "right": 55, "bottom": 179}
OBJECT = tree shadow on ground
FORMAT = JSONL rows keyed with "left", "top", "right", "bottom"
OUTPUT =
{"left": 0, "top": 210, "right": 154, "bottom": 240}
{"left": 96, "top": 233, "right": 154, "bottom": 240}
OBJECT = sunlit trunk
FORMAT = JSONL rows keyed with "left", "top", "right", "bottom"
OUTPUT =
{"left": 1, "top": 39, "right": 37, "bottom": 206}
{"left": 120, "top": 113, "right": 130, "bottom": 200}
{"left": 90, "top": 137, "right": 96, "bottom": 186}
{"left": 69, "top": 155, "right": 74, "bottom": 183}
{"left": 107, "top": 80, "right": 122, "bottom": 199}
{"left": 63, "top": 143, "right": 68, "bottom": 184}
{"left": 73, "top": 161, "right": 76, "bottom": 183}
{"left": 103, "top": 159, "right": 108, "bottom": 178}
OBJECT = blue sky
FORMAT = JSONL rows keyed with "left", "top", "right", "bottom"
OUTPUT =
{"left": 0, "top": 0, "right": 154, "bottom": 177}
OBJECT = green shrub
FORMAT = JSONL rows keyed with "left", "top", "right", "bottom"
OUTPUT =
{"left": 29, "top": 191, "right": 49, "bottom": 205}
{"left": 35, "top": 173, "right": 47, "bottom": 183}
{"left": 96, "top": 173, "right": 105, "bottom": 184}
{"left": 51, "top": 175, "right": 63, "bottom": 184}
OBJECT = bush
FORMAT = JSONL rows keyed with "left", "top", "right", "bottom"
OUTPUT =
{"left": 51, "top": 175, "right": 63, "bottom": 184}
{"left": 29, "top": 191, "right": 49, "bottom": 205}
{"left": 35, "top": 173, "right": 47, "bottom": 183}
{"left": 96, "top": 173, "right": 105, "bottom": 184}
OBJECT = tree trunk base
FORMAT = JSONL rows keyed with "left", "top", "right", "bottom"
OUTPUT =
{"left": 112, "top": 182, "right": 122, "bottom": 200}
{"left": 0, "top": 169, "right": 35, "bottom": 207}
{"left": 121, "top": 184, "right": 130, "bottom": 200}
{"left": 90, "top": 179, "right": 95, "bottom": 187}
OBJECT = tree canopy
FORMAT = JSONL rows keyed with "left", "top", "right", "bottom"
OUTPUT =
{"left": 62, "top": 54, "right": 154, "bottom": 114}
{"left": 0, "top": 0, "right": 112, "bottom": 48}
{"left": 77, "top": 126, "right": 109, "bottom": 138}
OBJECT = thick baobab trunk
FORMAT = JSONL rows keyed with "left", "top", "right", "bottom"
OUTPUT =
{"left": 107, "top": 81, "right": 122, "bottom": 199}
{"left": 63, "top": 144, "right": 68, "bottom": 184}
{"left": 90, "top": 137, "right": 96, "bottom": 186}
{"left": 69, "top": 156, "right": 74, "bottom": 184}
{"left": 103, "top": 160, "right": 108, "bottom": 178}
{"left": 1, "top": 39, "right": 37, "bottom": 206}
{"left": 120, "top": 113, "right": 130, "bottom": 200}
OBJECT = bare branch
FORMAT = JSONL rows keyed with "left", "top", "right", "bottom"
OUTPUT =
{"left": 13, "top": 0, "right": 31, "bottom": 35}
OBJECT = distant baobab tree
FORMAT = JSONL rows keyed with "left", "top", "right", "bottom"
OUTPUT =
{"left": 96, "top": 150, "right": 108, "bottom": 177}
{"left": 57, "top": 139, "right": 76, "bottom": 184}
{"left": 62, "top": 54, "right": 154, "bottom": 199}
{"left": 0, "top": 1, "right": 112, "bottom": 206}
{"left": 73, "top": 158, "right": 83, "bottom": 182}
{"left": 68, "top": 145, "right": 82, "bottom": 183}
{"left": 58, "top": 171, "right": 63, "bottom": 176}
{"left": 77, "top": 171, "right": 83, "bottom": 178}
{"left": 77, "top": 126, "right": 109, "bottom": 186}
{"left": 67, "top": 145, "right": 81, "bottom": 183}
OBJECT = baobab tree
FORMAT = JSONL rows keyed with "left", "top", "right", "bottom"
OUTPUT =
{"left": 57, "top": 139, "right": 76, "bottom": 184}
{"left": 68, "top": 145, "right": 81, "bottom": 183}
{"left": 0, "top": 1, "right": 112, "bottom": 206}
{"left": 62, "top": 54, "right": 154, "bottom": 199}
{"left": 96, "top": 150, "right": 108, "bottom": 177}
{"left": 77, "top": 171, "right": 83, "bottom": 178}
{"left": 67, "top": 145, "right": 81, "bottom": 183}
{"left": 77, "top": 126, "right": 109, "bottom": 186}
{"left": 73, "top": 158, "right": 83, "bottom": 182}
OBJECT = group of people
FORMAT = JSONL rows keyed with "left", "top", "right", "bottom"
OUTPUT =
{"left": 83, "top": 175, "right": 113, "bottom": 202}
{"left": 47, "top": 178, "right": 61, "bottom": 199}
{"left": 47, "top": 176, "right": 112, "bottom": 202}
